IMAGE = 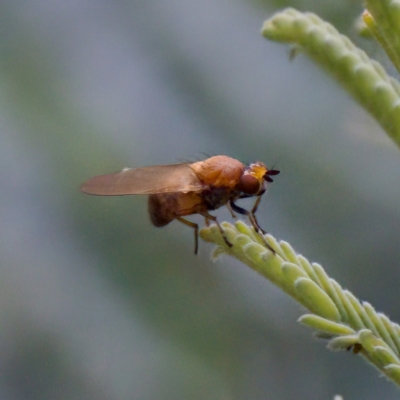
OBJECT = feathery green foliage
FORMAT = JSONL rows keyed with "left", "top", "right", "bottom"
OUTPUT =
{"left": 200, "top": 222, "right": 400, "bottom": 386}
{"left": 202, "top": 1, "right": 400, "bottom": 388}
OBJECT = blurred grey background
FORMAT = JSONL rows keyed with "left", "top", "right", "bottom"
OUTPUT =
{"left": 1, "top": 0, "right": 400, "bottom": 399}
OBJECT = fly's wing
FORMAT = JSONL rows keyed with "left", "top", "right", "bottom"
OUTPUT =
{"left": 81, "top": 163, "right": 204, "bottom": 196}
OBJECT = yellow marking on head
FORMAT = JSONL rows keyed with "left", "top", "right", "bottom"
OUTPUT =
{"left": 247, "top": 162, "right": 268, "bottom": 182}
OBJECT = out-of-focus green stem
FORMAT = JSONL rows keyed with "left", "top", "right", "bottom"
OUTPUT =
{"left": 362, "top": 10, "right": 400, "bottom": 72}
{"left": 364, "top": 0, "right": 400, "bottom": 72}
{"left": 261, "top": 8, "right": 400, "bottom": 149}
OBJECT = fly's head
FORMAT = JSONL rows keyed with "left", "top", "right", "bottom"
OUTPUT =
{"left": 237, "top": 162, "right": 280, "bottom": 196}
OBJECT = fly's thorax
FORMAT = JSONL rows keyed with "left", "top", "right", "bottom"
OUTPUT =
{"left": 190, "top": 156, "right": 245, "bottom": 188}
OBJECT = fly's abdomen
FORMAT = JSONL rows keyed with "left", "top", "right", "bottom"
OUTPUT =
{"left": 148, "top": 194, "right": 176, "bottom": 227}
{"left": 148, "top": 192, "right": 207, "bottom": 226}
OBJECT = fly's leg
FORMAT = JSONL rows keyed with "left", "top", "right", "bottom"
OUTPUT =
{"left": 226, "top": 202, "right": 237, "bottom": 220}
{"left": 229, "top": 198, "right": 275, "bottom": 253}
{"left": 200, "top": 212, "right": 232, "bottom": 249}
{"left": 249, "top": 196, "right": 266, "bottom": 234}
{"left": 230, "top": 198, "right": 263, "bottom": 233}
{"left": 175, "top": 217, "right": 199, "bottom": 255}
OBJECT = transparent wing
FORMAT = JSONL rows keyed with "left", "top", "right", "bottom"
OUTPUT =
{"left": 81, "top": 163, "right": 204, "bottom": 196}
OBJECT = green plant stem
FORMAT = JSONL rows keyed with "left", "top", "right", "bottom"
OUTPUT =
{"left": 200, "top": 221, "right": 400, "bottom": 386}
{"left": 261, "top": 8, "right": 400, "bottom": 149}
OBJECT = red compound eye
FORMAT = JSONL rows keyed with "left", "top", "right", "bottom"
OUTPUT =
{"left": 238, "top": 174, "right": 260, "bottom": 195}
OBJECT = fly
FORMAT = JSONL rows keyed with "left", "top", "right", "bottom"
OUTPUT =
{"left": 81, "top": 155, "right": 280, "bottom": 254}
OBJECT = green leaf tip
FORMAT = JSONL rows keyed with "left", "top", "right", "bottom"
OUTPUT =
{"left": 328, "top": 334, "right": 361, "bottom": 352}
{"left": 262, "top": 8, "right": 400, "bottom": 148}
{"left": 299, "top": 314, "right": 355, "bottom": 336}
{"left": 294, "top": 278, "right": 340, "bottom": 321}
{"left": 385, "top": 364, "right": 400, "bottom": 382}
{"left": 358, "top": 329, "right": 397, "bottom": 358}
